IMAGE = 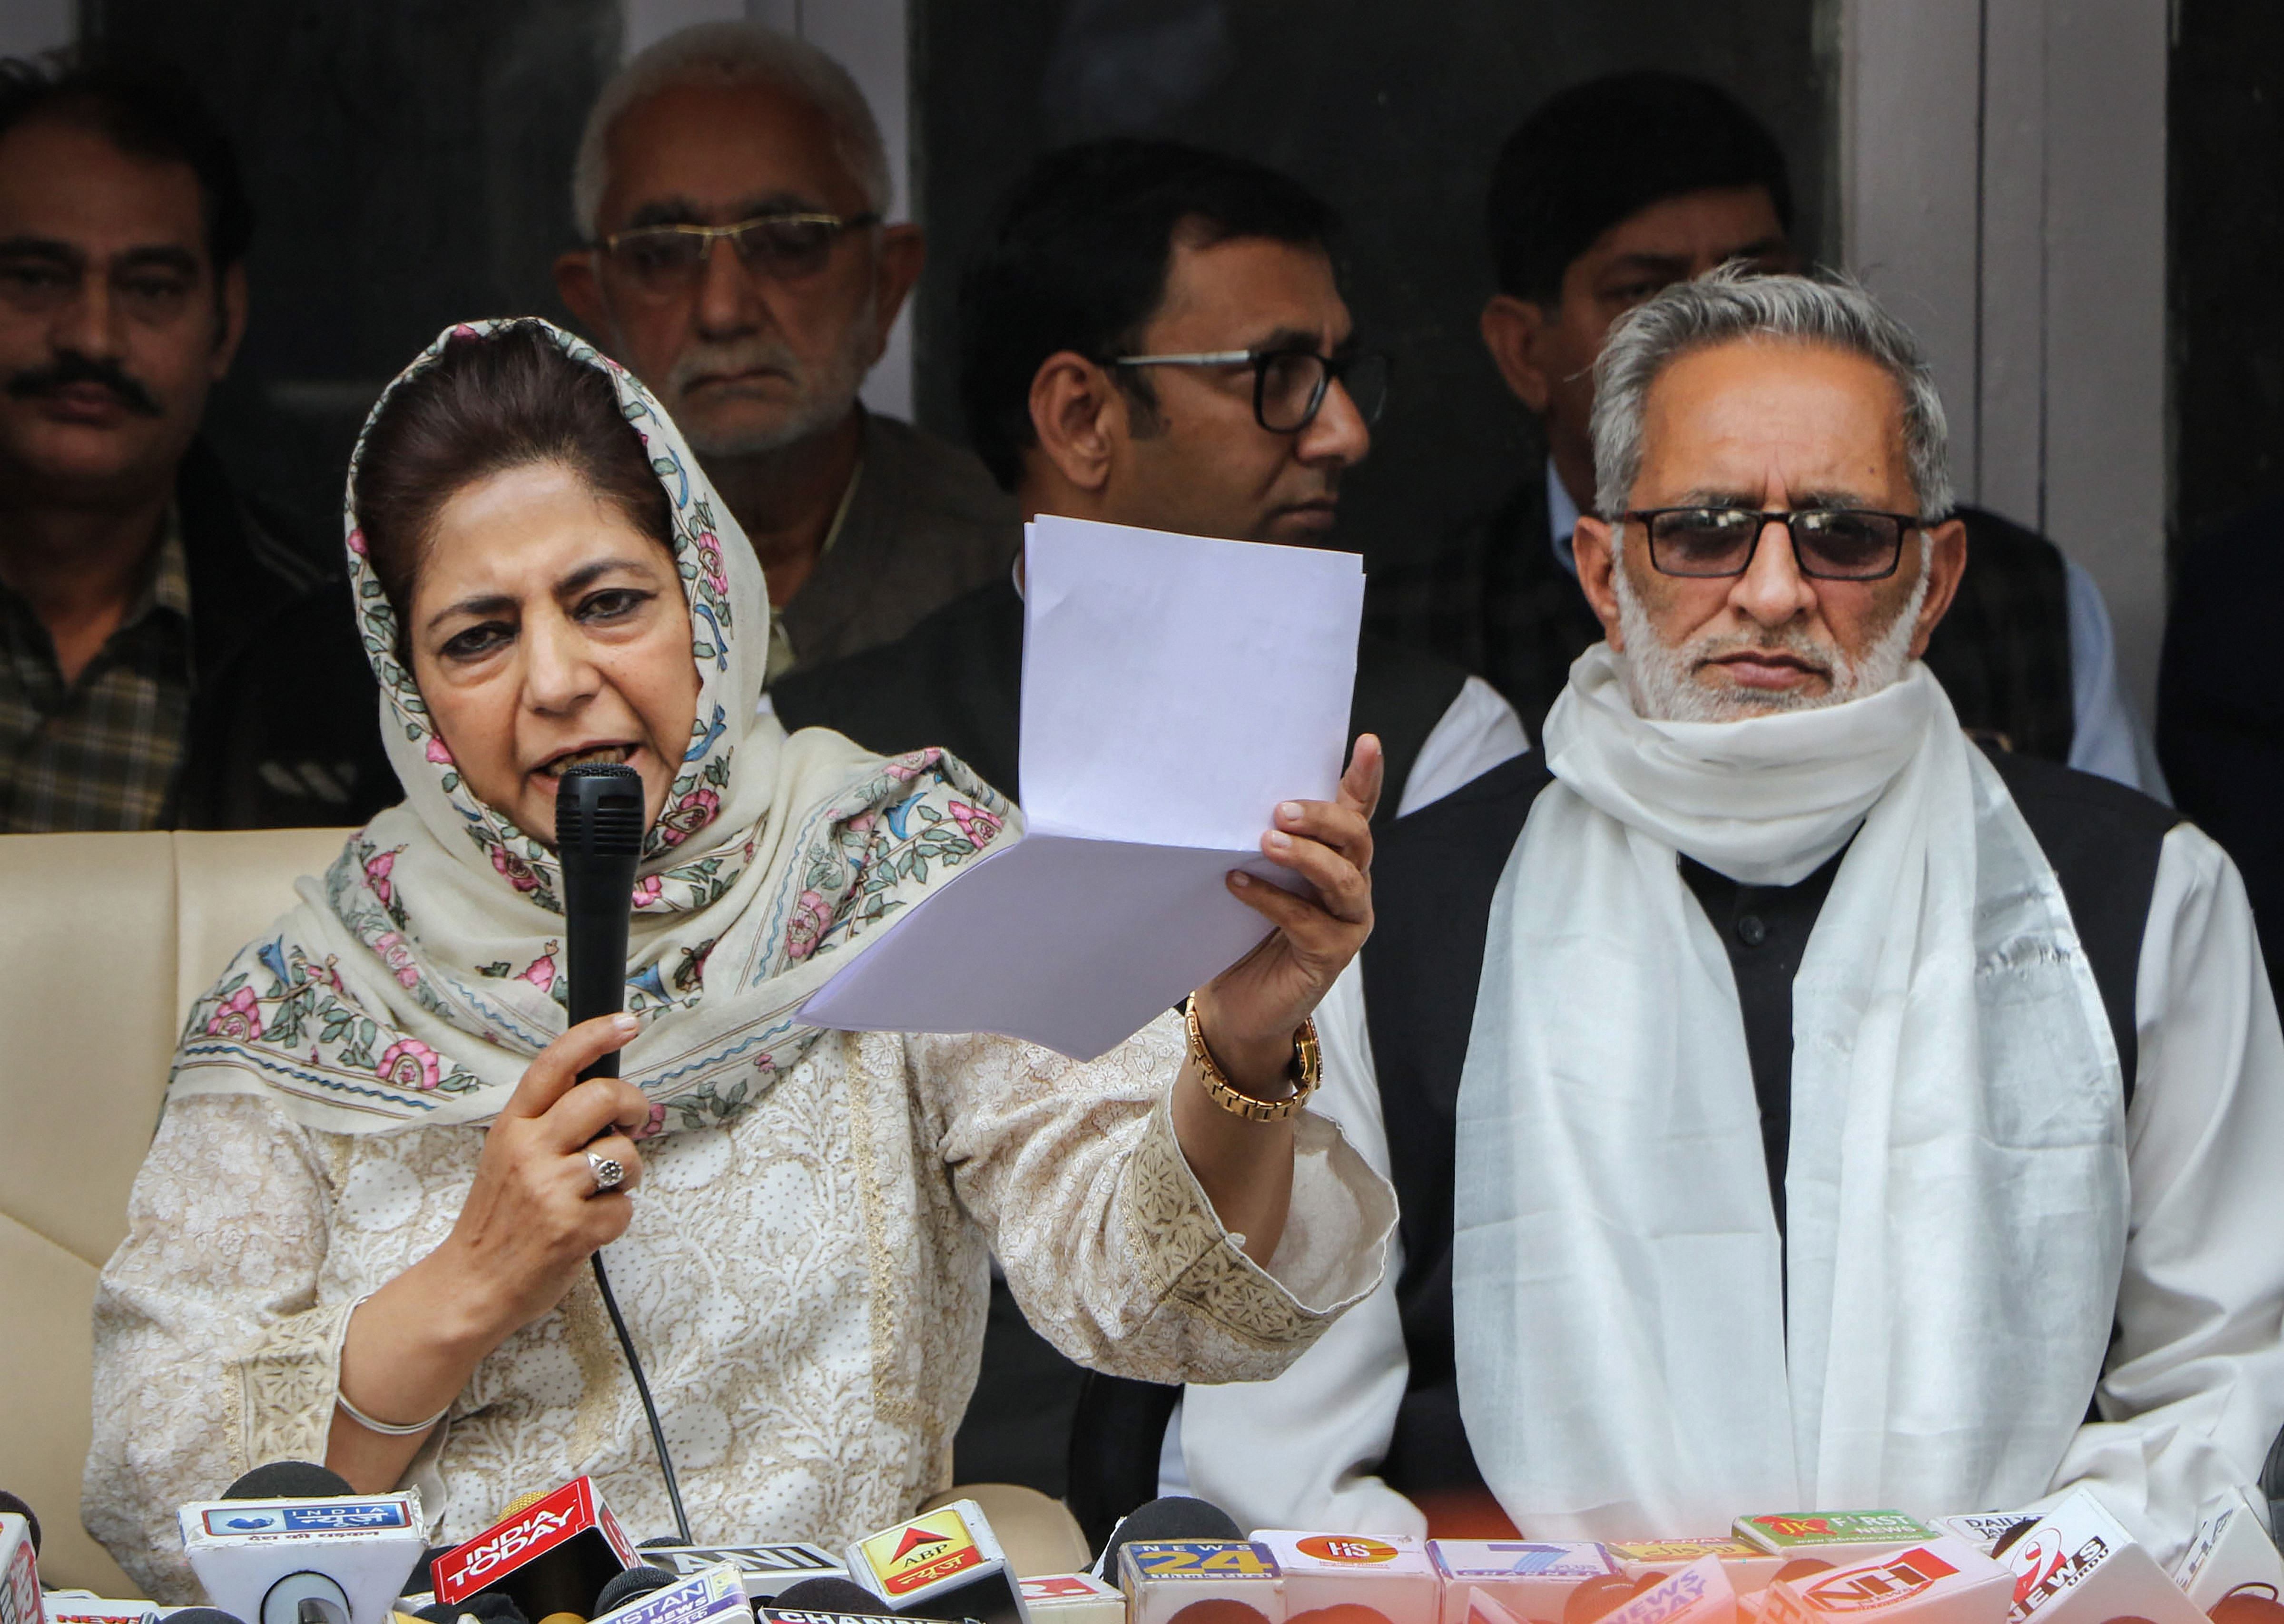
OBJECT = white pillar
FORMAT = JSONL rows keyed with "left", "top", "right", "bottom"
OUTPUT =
{"left": 1839, "top": 0, "right": 2171, "bottom": 714}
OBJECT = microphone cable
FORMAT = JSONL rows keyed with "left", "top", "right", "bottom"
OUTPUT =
{"left": 591, "top": 1251, "right": 691, "bottom": 1546}
{"left": 557, "top": 763, "right": 690, "bottom": 1547}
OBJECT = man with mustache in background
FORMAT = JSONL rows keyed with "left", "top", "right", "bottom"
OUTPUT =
{"left": 556, "top": 21, "right": 1017, "bottom": 683}
{"left": 0, "top": 57, "right": 393, "bottom": 830}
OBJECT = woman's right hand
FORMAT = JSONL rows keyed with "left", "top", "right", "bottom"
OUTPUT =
{"left": 328, "top": 1012, "right": 649, "bottom": 1489}
{"left": 430, "top": 1011, "right": 653, "bottom": 1343}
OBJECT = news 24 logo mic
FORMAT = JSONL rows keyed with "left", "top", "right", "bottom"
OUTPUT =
{"left": 556, "top": 765, "right": 644, "bottom": 1081}
{"left": 845, "top": 1501, "right": 1030, "bottom": 1624}
{"left": 179, "top": 1461, "right": 426, "bottom": 1624}
{"left": 430, "top": 1477, "right": 639, "bottom": 1623}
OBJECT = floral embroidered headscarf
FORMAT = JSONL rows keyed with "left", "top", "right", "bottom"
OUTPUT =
{"left": 169, "top": 318, "right": 1014, "bottom": 1135}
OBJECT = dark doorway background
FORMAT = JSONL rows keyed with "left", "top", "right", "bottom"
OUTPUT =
{"left": 2170, "top": 0, "right": 2284, "bottom": 547}
{"left": 910, "top": 0, "right": 1835, "bottom": 572}
{"left": 84, "top": 0, "right": 618, "bottom": 537}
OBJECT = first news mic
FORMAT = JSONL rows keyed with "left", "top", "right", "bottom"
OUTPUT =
{"left": 555, "top": 765, "right": 645, "bottom": 1079}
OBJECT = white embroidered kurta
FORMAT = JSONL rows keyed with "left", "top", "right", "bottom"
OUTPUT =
{"left": 86, "top": 1014, "right": 1395, "bottom": 1601}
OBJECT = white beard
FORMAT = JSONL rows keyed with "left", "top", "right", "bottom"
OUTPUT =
{"left": 1611, "top": 542, "right": 1930, "bottom": 724}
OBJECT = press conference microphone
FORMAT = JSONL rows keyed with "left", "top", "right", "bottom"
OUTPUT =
{"left": 776, "top": 1579, "right": 897, "bottom": 1615}
{"left": 182, "top": 1460, "right": 425, "bottom": 1624}
{"left": 414, "top": 1597, "right": 530, "bottom": 1624}
{"left": 228, "top": 1464, "right": 357, "bottom": 1502}
{"left": 555, "top": 764, "right": 645, "bottom": 1082}
{"left": 554, "top": 766, "right": 690, "bottom": 1548}
{"left": 0, "top": 1489, "right": 39, "bottom": 1554}
{"left": 429, "top": 1476, "right": 639, "bottom": 1622}
{"left": 592, "top": 1568, "right": 679, "bottom": 1616}
{"left": 1090, "top": 1497, "right": 1241, "bottom": 1581}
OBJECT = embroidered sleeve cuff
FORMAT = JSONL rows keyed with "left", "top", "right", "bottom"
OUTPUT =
{"left": 1125, "top": 1089, "right": 1396, "bottom": 1369}
{"left": 235, "top": 1296, "right": 359, "bottom": 1470}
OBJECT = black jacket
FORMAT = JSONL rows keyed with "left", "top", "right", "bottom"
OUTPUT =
{"left": 167, "top": 440, "right": 398, "bottom": 828}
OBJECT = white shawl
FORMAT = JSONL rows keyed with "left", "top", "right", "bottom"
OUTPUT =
{"left": 1453, "top": 646, "right": 2127, "bottom": 1535}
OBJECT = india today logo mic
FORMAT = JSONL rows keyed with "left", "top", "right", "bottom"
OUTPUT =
{"left": 440, "top": 1505, "right": 575, "bottom": 1592}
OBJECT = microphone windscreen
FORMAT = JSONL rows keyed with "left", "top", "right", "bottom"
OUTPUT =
{"left": 593, "top": 1566, "right": 679, "bottom": 1617}
{"left": 1097, "top": 1497, "right": 1242, "bottom": 1573}
{"left": 224, "top": 1461, "right": 356, "bottom": 1501}
{"left": 0, "top": 1490, "right": 39, "bottom": 1553}
{"left": 415, "top": 1595, "right": 531, "bottom": 1624}
{"left": 776, "top": 1577, "right": 896, "bottom": 1614}
{"left": 170, "top": 1612, "right": 251, "bottom": 1624}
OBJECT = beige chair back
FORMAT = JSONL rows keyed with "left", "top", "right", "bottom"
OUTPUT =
{"left": 0, "top": 828, "right": 345, "bottom": 1593}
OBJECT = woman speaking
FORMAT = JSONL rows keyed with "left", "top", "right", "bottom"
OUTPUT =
{"left": 84, "top": 321, "right": 1393, "bottom": 1598}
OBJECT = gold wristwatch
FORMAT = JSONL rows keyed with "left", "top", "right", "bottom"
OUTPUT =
{"left": 1182, "top": 992, "right": 1322, "bottom": 1122}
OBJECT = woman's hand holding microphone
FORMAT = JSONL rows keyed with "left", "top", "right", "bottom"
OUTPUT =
{"left": 326, "top": 1013, "right": 646, "bottom": 1491}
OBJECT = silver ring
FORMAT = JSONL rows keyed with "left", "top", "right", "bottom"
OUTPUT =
{"left": 587, "top": 1150, "right": 627, "bottom": 1194}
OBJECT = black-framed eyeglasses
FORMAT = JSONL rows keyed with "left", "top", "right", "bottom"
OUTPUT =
{"left": 596, "top": 210, "right": 881, "bottom": 300}
{"left": 1625, "top": 505, "right": 1931, "bottom": 581}
{"left": 1110, "top": 347, "right": 1390, "bottom": 433}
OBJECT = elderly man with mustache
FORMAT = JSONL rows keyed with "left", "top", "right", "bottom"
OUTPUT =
{"left": 555, "top": 21, "right": 1016, "bottom": 683}
{"left": 0, "top": 56, "right": 393, "bottom": 830}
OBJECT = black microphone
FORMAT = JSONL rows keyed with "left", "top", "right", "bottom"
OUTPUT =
{"left": 554, "top": 764, "right": 690, "bottom": 1549}
{"left": 775, "top": 1580, "right": 894, "bottom": 1614}
{"left": 170, "top": 1613, "right": 252, "bottom": 1624}
{"left": 593, "top": 1567, "right": 680, "bottom": 1617}
{"left": 0, "top": 1489, "right": 39, "bottom": 1555}
{"left": 415, "top": 1598, "right": 530, "bottom": 1624}
{"left": 555, "top": 765, "right": 646, "bottom": 1080}
{"left": 225, "top": 1463, "right": 356, "bottom": 1502}
{"left": 1092, "top": 1497, "right": 1242, "bottom": 1581}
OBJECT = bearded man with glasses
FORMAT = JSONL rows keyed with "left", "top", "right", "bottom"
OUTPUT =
{"left": 772, "top": 138, "right": 1527, "bottom": 1532}
{"left": 554, "top": 22, "right": 1017, "bottom": 682}
{"left": 1203, "top": 268, "right": 2284, "bottom": 1552}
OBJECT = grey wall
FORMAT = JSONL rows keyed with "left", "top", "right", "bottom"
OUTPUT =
{"left": 911, "top": 0, "right": 1835, "bottom": 569}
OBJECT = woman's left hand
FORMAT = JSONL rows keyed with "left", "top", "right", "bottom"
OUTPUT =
{"left": 1191, "top": 734, "right": 1382, "bottom": 1095}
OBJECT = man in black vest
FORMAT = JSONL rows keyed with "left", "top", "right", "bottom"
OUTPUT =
{"left": 773, "top": 139, "right": 1525, "bottom": 1513}
{"left": 1367, "top": 70, "right": 2158, "bottom": 794}
{"left": 1179, "top": 271, "right": 2284, "bottom": 1559}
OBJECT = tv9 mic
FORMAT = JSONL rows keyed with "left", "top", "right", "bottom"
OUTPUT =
{"left": 179, "top": 1461, "right": 425, "bottom": 1624}
{"left": 555, "top": 765, "right": 644, "bottom": 1081}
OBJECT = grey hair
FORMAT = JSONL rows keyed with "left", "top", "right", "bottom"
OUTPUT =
{"left": 1589, "top": 267, "right": 1955, "bottom": 523}
{"left": 572, "top": 20, "right": 892, "bottom": 241}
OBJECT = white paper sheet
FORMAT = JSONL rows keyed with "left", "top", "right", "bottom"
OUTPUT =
{"left": 801, "top": 516, "right": 1363, "bottom": 1058}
